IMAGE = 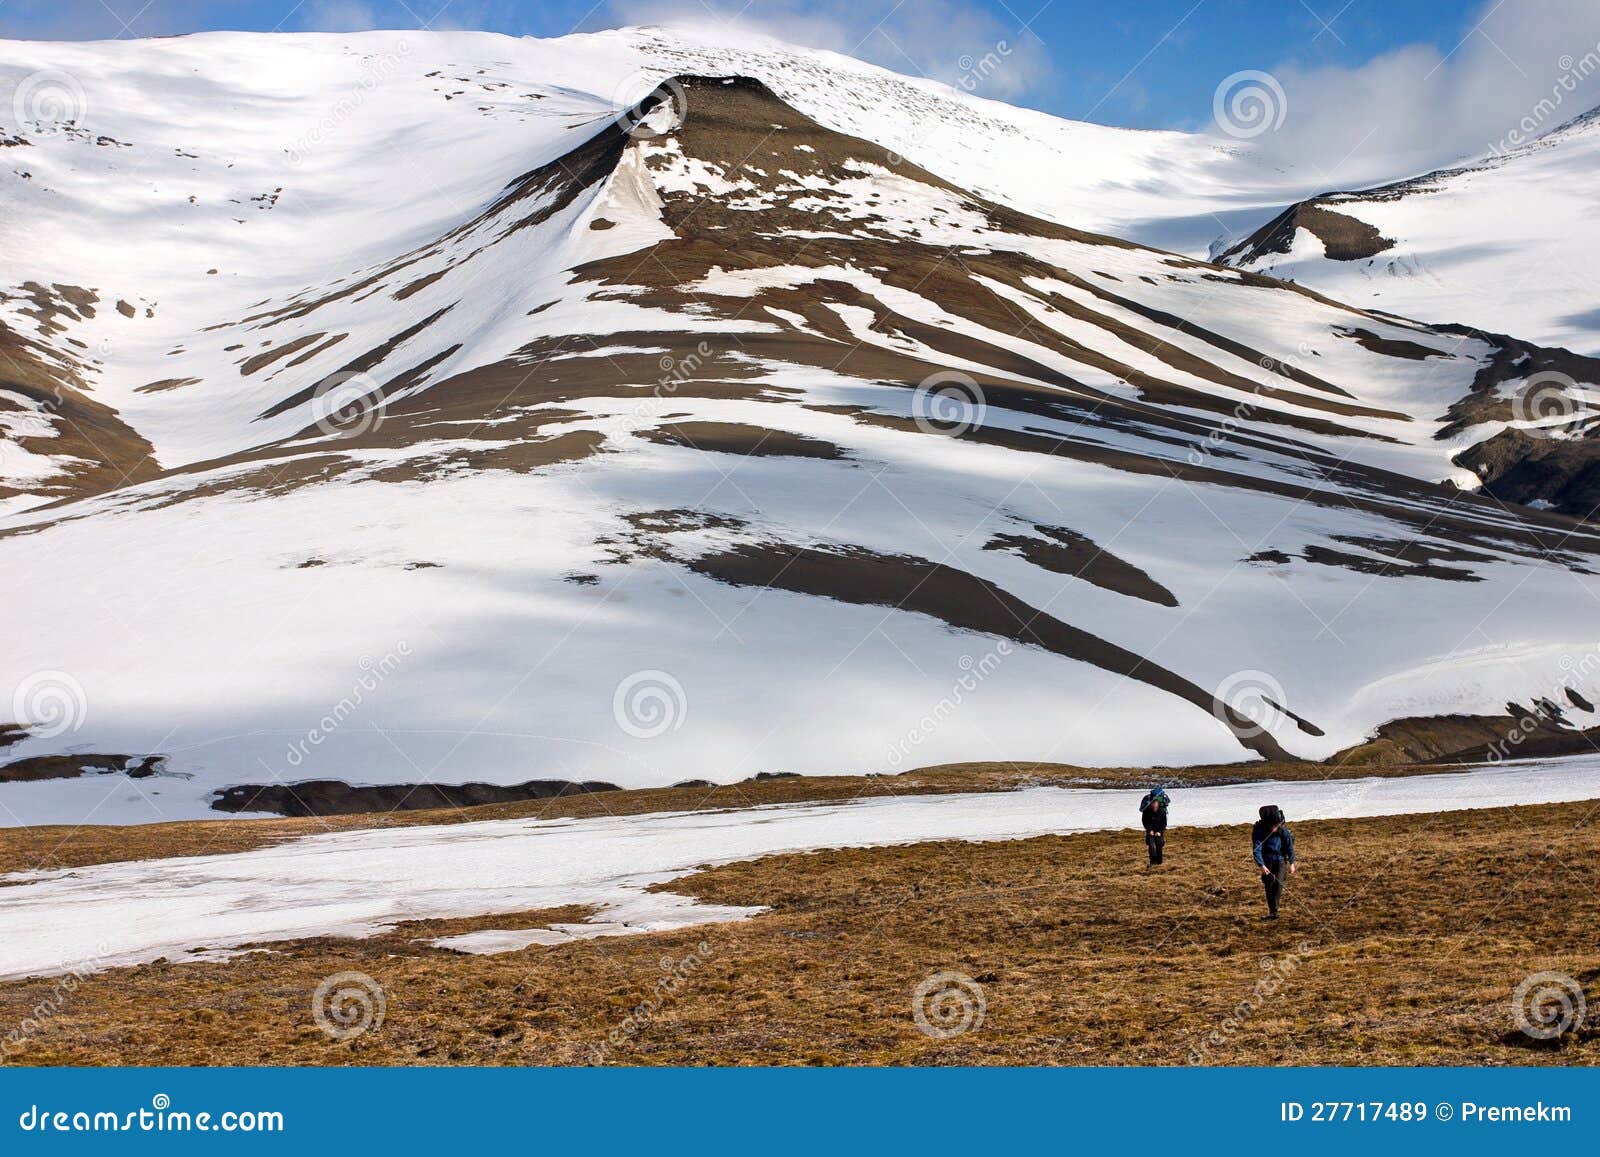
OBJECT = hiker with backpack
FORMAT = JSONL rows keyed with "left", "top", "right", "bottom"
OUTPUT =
{"left": 1251, "top": 805, "right": 1296, "bottom": 918}
{"left": 1139, "top": 786, "right": 1170, "bottom": 865}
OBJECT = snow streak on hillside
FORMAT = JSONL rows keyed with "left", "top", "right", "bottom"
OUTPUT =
{"left": 1, "top": 30, "right": 1598, "bottom": 825}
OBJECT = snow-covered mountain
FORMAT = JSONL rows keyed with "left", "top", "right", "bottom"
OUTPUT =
{"left": 2, "top": 29, "right": 1599, "bottom": 825}
{"left": 0, "top": 26, "right": 1273, "bottom": 512}
{"left": 1217, "top": 104, "right": 1600, "bottom": 358}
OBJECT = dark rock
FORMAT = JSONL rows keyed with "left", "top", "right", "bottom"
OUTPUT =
{"left": 210, "top": 777, "right": 620, "bottom": 817}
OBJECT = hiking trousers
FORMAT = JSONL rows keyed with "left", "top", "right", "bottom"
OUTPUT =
{"left": 1145, "top": 830, "right": 1165, "bottom": 865}
{"left": 1262, "top": 859, "right": 1289, "bottom": 914}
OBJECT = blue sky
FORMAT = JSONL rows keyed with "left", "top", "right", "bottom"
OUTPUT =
{"left": 1, "top": 0, "right": 1595, "bottom": 167}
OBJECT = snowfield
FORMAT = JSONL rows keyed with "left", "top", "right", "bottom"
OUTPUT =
{"left": 2, "top": 28, "right": 1599, "bottom": 826}
{"left": 1, "top": 759, "right": 1597, "bottom": 981}
{"left": 1218, "top": 107, "right": 1600, "bottom": 357}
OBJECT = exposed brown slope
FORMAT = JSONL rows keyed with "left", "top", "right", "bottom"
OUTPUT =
{"left": 578, "top": 79, "right": 1407, "bottom": 430}
{"left": 686, "top": 540, "right": 1302, "bottom": 759}
{"left": 0, "top": 318, "right": 160, "bottom": 505}
{"left": 1220, "top": 201, "right": 1393, "bottom": 265}
{"left": 1433, "top": 324, "right": 1600, "bottom": 519}
{"left": 1220, "top": 184, "right": 1600, "bottom": 522}
{"left": 18, "top": 73, "right": 1593, "bottom": 549}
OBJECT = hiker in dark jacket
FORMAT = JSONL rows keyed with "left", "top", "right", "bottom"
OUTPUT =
{"left": 1139, "top": 787, "right": 1170, "bottom": 866}
{"left": 1251, "top": 805, "right": 1296, "bottom": 918}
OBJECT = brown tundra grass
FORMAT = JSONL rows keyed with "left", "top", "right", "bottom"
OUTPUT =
{"left": 1, "top": 797, "right": 1596, "bottom": 1066}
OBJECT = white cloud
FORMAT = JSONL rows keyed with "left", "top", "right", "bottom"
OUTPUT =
{"left": 607, "top": 0, "right": 1053, "bottom": 104}
{"left": 300, "top": 1, "right": 382, "bottom": 33}
{"left": 1225, "top": 0, "right": 1600, "bottom": 185}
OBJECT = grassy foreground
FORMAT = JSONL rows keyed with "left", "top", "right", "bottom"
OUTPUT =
{"left": 2, "top": 796, "right": 1597, "bottom": 1065}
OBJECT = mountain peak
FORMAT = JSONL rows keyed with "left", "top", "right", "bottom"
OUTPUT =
{"left": 2, "top": 30, "right": 1600, "bottom": 822}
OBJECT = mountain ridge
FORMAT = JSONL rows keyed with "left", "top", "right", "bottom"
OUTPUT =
{"left": 1216, "top": 95, "right": 1600, "bottom": 357}
{"left": 1, "top": 38, "right": 1599, "bottom": 823}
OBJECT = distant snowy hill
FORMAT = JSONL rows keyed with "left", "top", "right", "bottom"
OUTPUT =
{"left": 1217, "top": 104, "right": 1600, "bottom": 357}
{"left": 1, "top": 29, "right": 1598, "bottom": 824}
